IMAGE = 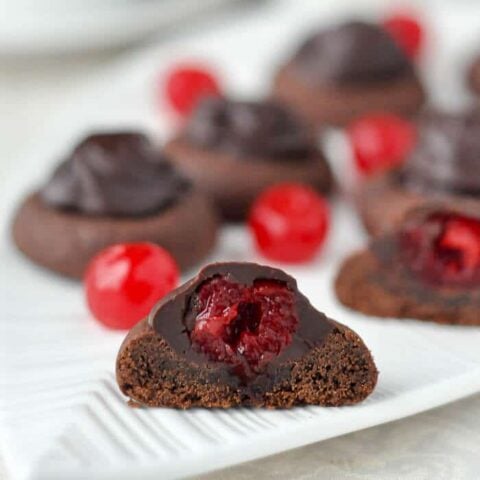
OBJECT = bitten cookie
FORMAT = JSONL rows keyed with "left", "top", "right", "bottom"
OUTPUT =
{"left": 117, "top": 262, "right": 378, "bottom": 408}
{"left": 273, "top": 21, "right": 425, "bottom": 127}
{"left": 12, "top": 132, "right": 218, "bottom": 278}
{"left": 336, "top": 207, "right": 480, "bottom": 325}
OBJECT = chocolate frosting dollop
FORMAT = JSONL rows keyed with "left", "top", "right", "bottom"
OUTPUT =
{"left": 401, "top": 110, "right": 480, "bottom": 196}
{"left": 291, "top": 21, "right": 412, "bottom": 85}
{"left": 41, "top": 132, "right": 190, "bottom": 216}
{"left": 183, "top": 97, "right": 315, "bottom": 160}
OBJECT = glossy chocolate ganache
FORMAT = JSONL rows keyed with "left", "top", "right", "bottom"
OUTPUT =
{"left": 400, "top": 110, "right": 480, "bottom": 196}
{"left": 41, "top": 132, "right": 190, "bottom": 216}
{"left": 183, "top": 97, "right": 315, "bottom": 160}
{"left": 291, "top": 20, "right": 412, "bottom": 85}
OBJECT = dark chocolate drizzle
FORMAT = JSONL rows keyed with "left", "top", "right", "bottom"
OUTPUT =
{"left": 41, "top": 132, "right": 190, "bottom": 216}
{"left": 290, "top": 20, "right": 412, "bottom": 86}
{"left": 400, "top": 110, "right": 480, "bottom": 197}
{"left": 149, "top": 262, "right": 335, "bottom": 386}
{"left": 183, "top": 97, "right": 315, "bottom": 160}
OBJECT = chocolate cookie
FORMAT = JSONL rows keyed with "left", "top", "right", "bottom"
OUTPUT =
{"left": 12, "top": 132, "right": 218, "bottom": 278}
{"left": 357, "top": 109, "right": 480, "bottom": 236}
{"left": 273, "top": 21, "right": 425, "bottom": 126}
{"left": 335, "top": 207, "right": 480, "bottom": 325}
{"left": 164, "top": 98, "right": 333, "bottom": 221}
{"left": 117, "top": 262, "right": 378, "bottom": 408}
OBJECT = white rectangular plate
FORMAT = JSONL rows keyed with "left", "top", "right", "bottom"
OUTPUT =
{"left": 2, "top": 1, "right": 480, "bottom": 479}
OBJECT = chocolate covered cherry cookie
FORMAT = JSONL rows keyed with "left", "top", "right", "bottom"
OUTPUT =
{"left": 273, "top": 21, "right": 425, "bottom": 126}
{"left": 117, "top": 262, "right": 378, "bottom": 408}
{"left": 336, "top": 207, "right": 480, "bottom": 325}
{"left": 164, "top": 97, "right": 333, "bottom": 221}
{"left": 12, "top": 132, "right": 218, "bottom": 278}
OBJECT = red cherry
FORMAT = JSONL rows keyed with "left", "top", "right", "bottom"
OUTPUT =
{"left": 440, "top": 219, "right": 480, "bottom": 274}
{"left": 348, "top": 113, "right": 416, "bottom": 175}
{"left": 85, "top": 243, "right": 179, "bottom": 329}
{"left": 383, "top": 13, "right": 423, "bottom": 59}
{"left": 190, "top": 276, "right": 298, "bottom": 376}
{"left": 165, "top": 65, "right": 221, "bottom": 116}
{"left": 249, "top": 183, "right": 329, "bottom": 263}
{"left": 401, "top": 213, "right": 480, "bottom": 287}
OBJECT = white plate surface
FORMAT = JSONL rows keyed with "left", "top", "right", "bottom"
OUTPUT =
{"left": 2, "top": 1, "right": 480, "bottom": 479}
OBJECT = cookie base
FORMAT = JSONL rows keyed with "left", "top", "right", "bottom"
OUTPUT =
{"left": 273, "top": 66, "right": 425, "bottom": 127}
{"left": 116, "top": 318, "right": 378, "bottom": 409}
{"left": 12, "top": 190, "right": 218, "bottom": 278}
{"left": 165, "top": 138, "right": 333, "bottom": 222}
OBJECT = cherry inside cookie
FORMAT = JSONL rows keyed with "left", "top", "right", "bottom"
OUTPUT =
{"left": 400, "top": 212, "right": 480, "bottom": 287}
{"left": 187, "top": 276, "right": 298, "bottom": 377}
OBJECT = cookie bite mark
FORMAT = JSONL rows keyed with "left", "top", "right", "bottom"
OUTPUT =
{"left": 336, "top": 207, "right": 480, "bottom": 324}
{"left": 116, "top": 262, "right": 378, "bottom": 408}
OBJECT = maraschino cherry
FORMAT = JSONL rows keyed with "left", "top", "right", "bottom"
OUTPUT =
{"left": 165, "top": 65, "right": 221, "bottom": 116}
{"left": 190, "top": 276, "right": 298, "bottom": 374}
{"left": 383, "top": 13, "right": 424, "bottom": 59}
{"left": 85, "top": 243, "right": 179, "bottom": 329}
{"left": 348, "top": 113, "right": 416, "bottom": 175}
{"left": 249, "top": 183, "right": 329, "bottom": 263}
{"left": 400, "top": 212, "right": 480, "bottom": 287}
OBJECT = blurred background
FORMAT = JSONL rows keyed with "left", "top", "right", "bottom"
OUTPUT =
{"left": 0, "top": 0, "right": 254, "bottom": 173}
{"left": 0, "top": 0, "right": 480, "bottom": 164}
{"left": 2, "top": 0, "right": 480, "bottom": 176}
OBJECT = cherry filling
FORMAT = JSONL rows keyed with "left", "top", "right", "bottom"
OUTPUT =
{"left": 187, "top": 276, "right": 299, "bottom": 375}
{"left": 400, "top": 213, "right": 480, "bottom": 287}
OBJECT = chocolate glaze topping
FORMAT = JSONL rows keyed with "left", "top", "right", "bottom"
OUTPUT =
{"left": 183, "top": 97, "right": 315, "bottom": 160}
{"left": 41, "top": 132, "right": 190, "bottom": 216}
{"left": 401, "top": 111, "right": 480, "bottom": 196}
{"left": 291, "top": 21, "right": 412, "bottom": 85}
{"left": 150, "top": 262, "right": 335, "bottom": 386}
